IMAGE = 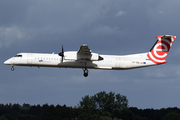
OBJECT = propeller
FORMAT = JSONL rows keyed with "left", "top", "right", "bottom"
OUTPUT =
{"left": 58, "top": 45, "right": 64, "bottom": 62}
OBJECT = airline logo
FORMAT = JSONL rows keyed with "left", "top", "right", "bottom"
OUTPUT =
{"left": 147, "top": 35, "right": 176, "bottom": 64}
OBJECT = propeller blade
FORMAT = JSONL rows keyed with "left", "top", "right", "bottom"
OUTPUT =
{"left": 58, "top": 45, "right": 64, "bottom": 62}
{"left": 62, "top": 45, "right": 64, "bottom": 54}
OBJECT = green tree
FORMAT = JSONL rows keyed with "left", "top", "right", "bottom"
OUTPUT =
{"left": 121, "top": 109, "right": 135, "bottom": 120}
{"left": 99, "top": 116, "right": 112, "bottom": 120}
{"left": 79, "top": 95, "right": 96, "bottom": 110}
{"left": 163, "top": 112, "right": 180, "bottom": 120}
{"left": 78, "top": 91, "right": 128, "bottom": 119}
{"left": 0, "top": 116, "right": 8, "bottom": 120}
{"left": 79, "top": 91, "right": 128, "bottom": 112}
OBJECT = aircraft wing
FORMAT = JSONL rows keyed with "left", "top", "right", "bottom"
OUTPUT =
{"left": 77, "top": 45, "right": 99, "bottom": 61}
{"left": 64, "top": 44, "right": 102, "bottom": 61}
{"left": 77, "top": 45, "right": 91, "bottom": 55}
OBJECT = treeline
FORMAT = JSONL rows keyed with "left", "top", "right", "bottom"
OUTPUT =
{"left": 0, "top": 91, "right": 180, "bottom": 120}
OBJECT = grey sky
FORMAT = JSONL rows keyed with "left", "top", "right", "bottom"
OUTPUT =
{"left": 1, "top": 0, "right": 180, "bottom": 109}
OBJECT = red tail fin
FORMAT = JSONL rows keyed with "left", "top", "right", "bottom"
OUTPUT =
{"left": 147, "top": 35, "right": 176, "bottom": 64}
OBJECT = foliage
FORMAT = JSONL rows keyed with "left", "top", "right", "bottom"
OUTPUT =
{"left": 79, "top": 91, "right": 128, "bottom": 112}
{"left": 162, "top": 112, "right": 180, "bottom": 120}
{"left": 0, "top": 116, "right": 8, "bottom": 120}
{"left": 0, "top": 91, "right": 180, "bottom": 120}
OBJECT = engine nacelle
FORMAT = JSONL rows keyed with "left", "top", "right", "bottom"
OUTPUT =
{"left": 64, "top": 52, "right": 101, "bottom": 61}
{"left": 77, "top": 53, "right": 99, "bottom": 61}
{"left": 64, "top": 52, "right": 77, "bottom": 60}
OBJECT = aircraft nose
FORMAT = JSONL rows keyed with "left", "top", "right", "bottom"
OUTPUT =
{"left": 4, "top": 59, "right": 11, "bottom": 65}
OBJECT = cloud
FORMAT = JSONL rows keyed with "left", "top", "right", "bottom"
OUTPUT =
{"left": 0, "top": 0, "right": 33, "bottom": 27}
{"left": 115, "top": 10, "right": 126, "bottom": 17}
{"left": 144, "top": 64, "right": 180, "bottom": 79}
{"left": 147, "top": 0, "right": 180, "bottom": 31}
{"left": 0, "top": 26, "right": 25, "bottom": 48}
{"left": 25, "top": 1, "right": 113, "bottom": 33}
{"left": 145, "top": 68, "right": 168, "bottom": 78}
{"left": 1, "top": 0, "right": 180, "bottom": 109}
{"left": 90, "top": 25, "right": 120, "bottom": 36}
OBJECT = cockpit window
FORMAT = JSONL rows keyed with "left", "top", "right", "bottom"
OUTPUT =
{"left": 14, "top": 55, "right": 22, "bottom": 57}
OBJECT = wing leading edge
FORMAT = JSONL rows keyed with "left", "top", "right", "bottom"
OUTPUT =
{"left": 77, "top": 45, "right": 102, "bottom": 61}
{"left": 77, "top": 44, "right": 91, "bottom": 55}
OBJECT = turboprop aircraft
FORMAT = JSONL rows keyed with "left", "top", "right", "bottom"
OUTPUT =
{"left": 4, "top": 35, "right": 176, "bottom": 77}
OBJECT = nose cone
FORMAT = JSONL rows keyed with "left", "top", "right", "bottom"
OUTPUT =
{"left": 4, "top": 59, "right": 11, "bottom": 65}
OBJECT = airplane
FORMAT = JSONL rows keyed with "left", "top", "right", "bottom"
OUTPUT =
{"left": 4, "top": 35, "right": 176, "bottom": 77}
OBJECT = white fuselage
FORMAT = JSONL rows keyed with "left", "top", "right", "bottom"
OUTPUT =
{"left": 4, "top": 52, "right": 157, "bottom": 70}
{"left": 4, "top": 35, "right": 176, "bottom": 77}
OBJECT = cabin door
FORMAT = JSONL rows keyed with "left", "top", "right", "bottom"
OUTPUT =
{"left": 27, "top": 54, "right": 32, "bottom": 64}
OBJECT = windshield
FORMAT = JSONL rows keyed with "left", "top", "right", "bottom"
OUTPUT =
{"left": 14, "top": 55, "right": 22, "bottom": 57}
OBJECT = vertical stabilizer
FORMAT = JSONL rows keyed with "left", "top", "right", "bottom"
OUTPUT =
{"left": 147, "top": 35, "right": 176, "bottom": 64}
